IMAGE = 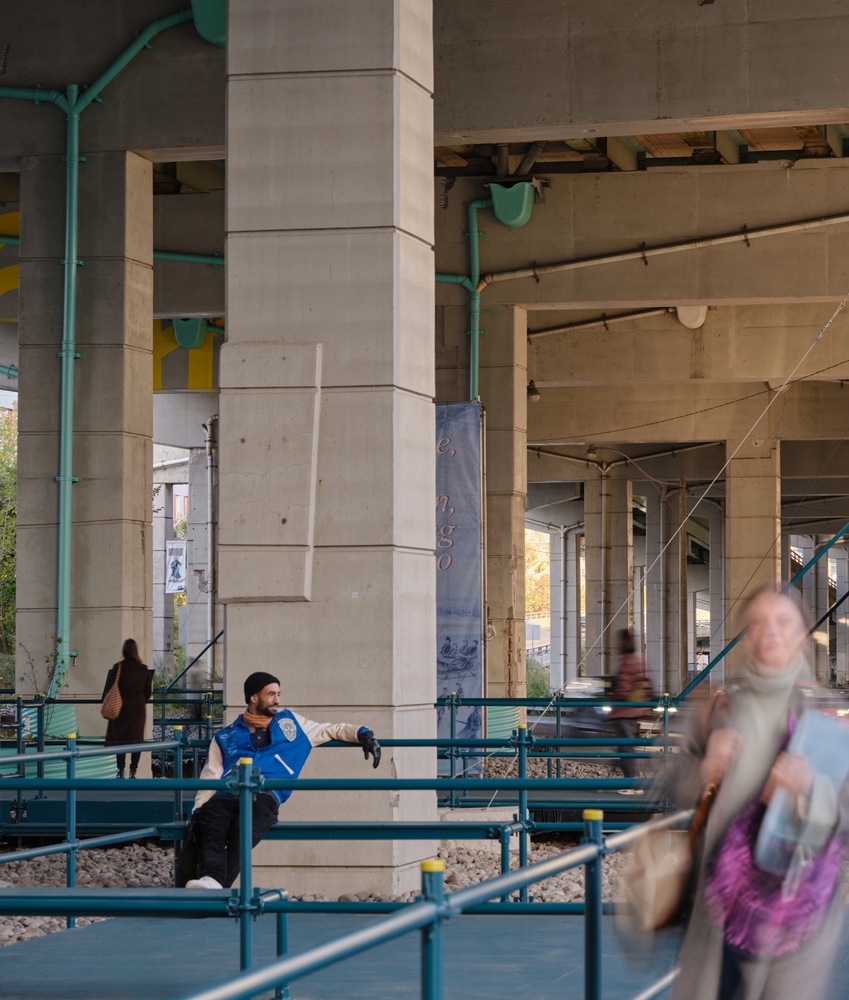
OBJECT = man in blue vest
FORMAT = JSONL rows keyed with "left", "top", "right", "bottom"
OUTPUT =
{"left": 182, "top": 670, "right": 381, "bottom": 889}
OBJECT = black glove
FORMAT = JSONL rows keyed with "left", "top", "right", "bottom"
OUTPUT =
{"left": 358, "top": 729, "right": 381, "bottom": 769}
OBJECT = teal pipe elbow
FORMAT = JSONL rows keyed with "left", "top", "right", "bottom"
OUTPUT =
{"left": 436, "top": 272, "right": 474, "bottom": 293}
{"left": 75, "top": 9, "right": 194, "bottom": 114}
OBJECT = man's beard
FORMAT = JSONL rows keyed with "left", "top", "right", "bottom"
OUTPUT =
{"left": 259, "top": 702, "right": 279, "bottom": 717}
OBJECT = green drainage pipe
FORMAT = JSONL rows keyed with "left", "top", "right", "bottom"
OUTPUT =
{"left": 467, "top": 198, "right": 492, "bottom": 401}
{"left": 0, "top": 8, "right": 207, "bottom": 698}
{"left": 154, "top": 250, "right": 223, "bottom": 267}
{"left": 55, "top": 86, "right": 82, "bottom": 690}
{"left": 0, "top": 365, "right": 18, "bottom": 379}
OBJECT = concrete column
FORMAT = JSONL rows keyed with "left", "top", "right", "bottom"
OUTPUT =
{"left": 708, "top": 501, "right": 726, "bottom": 687}
{"left": 663, "top": 491, "right": 685, "bottom": 691}
{"left": 799, "top": 536, "right": 815, "bottom": 613}
{"left": 583, "top": 475, "right": 604, "bottom": 677}
{"left": 603, "top": 477, "right": 633, "bottom": 670}
{"left": 813, "top": 536, "right": 831, "bottom": 684}
{"left": 834, "top": 549, "right": 849, "bottom": 685}
{"left": 185, "top": 446, "right": 220, "bottom": 685}
{"left": 564, "top": 528, "right": 581, "bottom": 684}
{"left": 222, "top": 0, "right": 435, "bottom": 897}
{"left": 780, "top": 532, "right": 792, "bottom": 584}
{"left": 480, "top": 304, "right": 527, "bottom": 697}
{"left": 644, "top": 493, "right": 663, "bottom": 693}
{"left": 725, "top": 439, "right": 781, "bottom": 674}
{"left": 153, "top": 482, "right": 174, "bottom": 674}
{"left": 17, "top": 151, "right": 152, "bottom": 738}
{"left": 548, "top": 528, "right": 564, "bottom": 691}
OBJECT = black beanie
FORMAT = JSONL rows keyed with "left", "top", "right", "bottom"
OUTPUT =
{"left": 244, "top": 671, "right": 279, "bottom": 704}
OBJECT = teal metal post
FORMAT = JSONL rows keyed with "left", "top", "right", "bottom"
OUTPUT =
{"left": 35, "top": 698, "right": 45, "bottom": 795}
{"left": 66, "top": 734, "right": 78, "bottom": 928}
{"left": 174, "top": 726, "right": 185, "bottom": 820}
{"left": 516, "top": 725, "right": 530, "bottom": 901}
{"left": 420, "top": 860, "right": 445, "bottom": 1000}
{"left": 275, "top": 908, "right": 291, "bottom": 1000}
{"left": 14, "top": 696, "right": 23, "bottom": 823}
{"left": 583, "top": 809, "right": 604, "bottom": 1000}
{"left": 238, "top": 758, "right": 256, "bottom": 971}
{"left": 448, "top": 692, "right": 458, "bottom": 808}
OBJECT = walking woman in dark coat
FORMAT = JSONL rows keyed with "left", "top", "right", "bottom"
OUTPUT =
{"left": 102, "top": 638, "right": 154, "bottom": 778}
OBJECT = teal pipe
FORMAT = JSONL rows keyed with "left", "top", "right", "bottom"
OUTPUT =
{"left": 435, "top": 272, "right": 474, "bottom": 293}
{"left": 467, "top": 198, "right": 492, "bottom": 400}
{"left": 53, "top": 86, "right": 82, "bottom": 694}
{"left": 74, "top": 10, "right": 194, "bottom": 114}
{"left": 39, "top": 9, "right": 197, "bottom": 698}
{"left": 155, "top": 250, "right": 223, "bottom": 267}
{"left": 0, "top": 234, "right": 20, "bottom": 246}
{"left": 0, "top": 365, "right": 18, "bottom": 379}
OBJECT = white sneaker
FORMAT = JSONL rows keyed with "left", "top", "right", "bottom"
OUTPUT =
{"left": 186, "top": 875, "right": 223, "bottom": 889}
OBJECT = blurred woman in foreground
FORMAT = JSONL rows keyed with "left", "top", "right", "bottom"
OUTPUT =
{"left": 669, "top": 585, "right": 847, "bottom": 1000}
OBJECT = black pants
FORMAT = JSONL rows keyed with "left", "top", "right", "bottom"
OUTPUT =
{"left": 613, "top": 717, "right": 640, "bottom": 778}
{"left": 115, "top": 751, "right": 140, "bottom": 772}
{"left": 194, "top": 792, "right": 280, "bottom": 887}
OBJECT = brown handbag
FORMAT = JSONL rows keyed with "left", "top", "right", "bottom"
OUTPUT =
{"left": 623, "top": 781, "right": 718, "bottom": 932}
{"left": 100, "top": 664, "right": 123, "bottom": 720}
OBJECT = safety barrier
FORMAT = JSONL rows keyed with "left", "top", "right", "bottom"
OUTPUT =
{"left": 0, "top": 742, "right": 686, "bottom": 1000}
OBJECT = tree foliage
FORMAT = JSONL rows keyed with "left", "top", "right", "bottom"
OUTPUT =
{"left": 0, "top": 405, "right": 16, "bottom": 660}
{"left": 525, "top": 528, "right": 550, "bottom": 615}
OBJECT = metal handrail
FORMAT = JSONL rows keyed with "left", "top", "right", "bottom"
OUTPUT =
{"left": 0, "top": 735, "right": 682, "bottom": 1000}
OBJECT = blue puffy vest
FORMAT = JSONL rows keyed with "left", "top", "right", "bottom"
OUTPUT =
{"left": 213, "top": 709, "right": 314, "bottom": 805}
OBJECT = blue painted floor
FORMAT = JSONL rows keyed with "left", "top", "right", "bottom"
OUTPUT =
{"left": 4, "top": 908, "right": 849, "bottom": 1000}
{"left": 0, "top": 912, "right": 681, "bottom": 1000}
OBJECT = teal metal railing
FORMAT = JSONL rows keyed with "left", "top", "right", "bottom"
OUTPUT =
{"left": 0, "top": 737, "right": 686, "bottom": 1000}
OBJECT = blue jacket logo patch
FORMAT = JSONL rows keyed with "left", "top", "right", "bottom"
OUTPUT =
{"left": 280, "top": 718, "right": 297, "bottom": 742}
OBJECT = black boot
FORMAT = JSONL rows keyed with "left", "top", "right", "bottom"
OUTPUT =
{"left": 129, "top": 769, "right": 137, "bottom": 779}
{"left": 115, "top": 769, "right": 125, "bottom": 779}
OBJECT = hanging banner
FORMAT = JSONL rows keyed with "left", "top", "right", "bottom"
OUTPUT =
{"left": 436, "top": 402, "right": 485, "bottom": 775}
{"left": 165, "top": 540, "right": 187, "bottom": 594}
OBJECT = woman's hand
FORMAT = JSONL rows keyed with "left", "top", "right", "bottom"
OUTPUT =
{"left": 700, "top": 727, "right": 741, "bottom": 786}
{"left": 760, "top": 752, "right": 813, "bottom": 806}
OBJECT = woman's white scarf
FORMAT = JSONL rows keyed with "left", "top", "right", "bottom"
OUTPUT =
{"left": 708, "top": 653, "right": 808, "bottom": 842}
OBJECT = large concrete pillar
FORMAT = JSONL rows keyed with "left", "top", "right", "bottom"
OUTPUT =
{"left": 17, "top": 151, "right": 153, "bottom": 736}
{"left": 707, "top": 500, "right": 726, "bottom": 688}
{"left": 583, "top": 475, "right": 604, "bottom": 677}
{"left": 153, "top": 482, "right": 174, "bottom": 674}
{"left": 835, "top": 549, "right": 849, "bottom": 685}
{"left": 221, "top": 0, "right": 435, "bottom": 896}
{"left": 644, "top": 493, "right": 664, "bottom": 692}
{"left": 812, "top": 536, "right": 831, "bottom": 684}
{"left": 564, "top": 529, "right": 582, "bottom": 684}
{"left": 604, "top": 477, "right": 633, "bottom": 669}
{"left": 548, "top": 528, "right": 564, "bottom": 691}
{"left": 480, "top": 304, "right": 527, "bottom": 697}
{"left": 185, "top": 444, "right": 221, "bottom": 685}
{"left": 725, "top": 439, "right": 781, "bottom": 670}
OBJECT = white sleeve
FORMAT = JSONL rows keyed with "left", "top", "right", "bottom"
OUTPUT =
{"left": 193, "top": 738, "right": 224, "bottom": 812}
{"left": 797, "top": 773, "right": 839, "bottom": 852}
{"left": 292, "top": 711, "right": 361, "bottom": 747}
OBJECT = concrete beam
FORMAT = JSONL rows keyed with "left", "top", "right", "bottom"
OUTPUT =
{"left": 529, "top": 305, "right": 849, "bottom": 385}
{"left": 527, "top": 381, "right": 849, "bottom": 445}
{"left": 435, "top": 1, "right": 849, "bottom": 143}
